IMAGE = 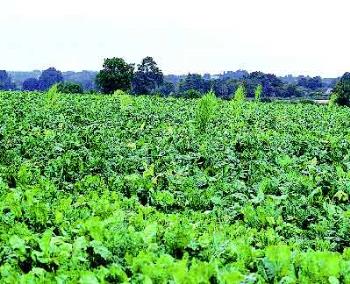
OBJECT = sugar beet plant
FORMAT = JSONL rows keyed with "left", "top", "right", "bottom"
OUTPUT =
{"left": 0, "top": 90, "right": 350, "bottom": 283}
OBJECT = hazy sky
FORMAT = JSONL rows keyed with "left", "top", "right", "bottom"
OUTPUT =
{"left": 1, "top": 0, "right": 349, "bottom": 76}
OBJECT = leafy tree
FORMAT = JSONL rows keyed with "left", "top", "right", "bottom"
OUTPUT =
{"left": 157, "top": 81, "right": 175, "bottom": 96}
{"left": 244, "top": 72, "right": 284, "bottom": 98}
{"left": 178, "top": 74, "right": 210, "bottom": 95}
{"left": 221, "top": 70, "right": 249, "bottom": 80}
{"left": 38, "top": 67, "right": 63, "bottom": 91}
{"left": 62, "top": 71, "right": 97, "bottom": 91}
{"left": 211, "top": 79, "right": 239, "bottom": 99}
{"left": 183, "top": 89, "right": 202, "bottom": 99}
{"left": 57, "top": 82, "right": 83, "bottom": 94}
{"left": 309, "top": 76, "right": 323, "bottom": 90}
{"left": 132, "top": 57, "right": 163, "bottom": 95}
{"left": 203, "top": 73, "right": 211, "bottom": 80}
{"left": 331, "top": 72, "right": 350, "bottom": 106}
{"left": 0, "top": 70, "right": 15, "bottom": 90}
{"left": 96, "top": 57, "right": 134, "bottom": 94}
{"left": 22, "top": 78, "right": 39, "bottom": 91}
{"left": 284, "top": 84, "right": 303, "bottom": 97}
{"left": 297, "top": 76, "right": 323, "bottom": 90}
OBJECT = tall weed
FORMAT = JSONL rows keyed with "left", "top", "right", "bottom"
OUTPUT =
{"left": 195, "top": 90, "right": 218, "bottom": 132}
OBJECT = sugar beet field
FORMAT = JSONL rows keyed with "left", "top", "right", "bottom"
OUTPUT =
{"left": 1, "top": 91, "right": 350, "bottom": 283}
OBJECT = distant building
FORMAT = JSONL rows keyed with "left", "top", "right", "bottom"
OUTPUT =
{"left": 325, "top": 88, "right": 332, "bottom": 95}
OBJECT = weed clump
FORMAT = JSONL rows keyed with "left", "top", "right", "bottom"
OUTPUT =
{"left": 114, "top": 90, "right": 134, "bottom": 111}
{"left": 195, "top": 90, "right": 218, "bottom": 132}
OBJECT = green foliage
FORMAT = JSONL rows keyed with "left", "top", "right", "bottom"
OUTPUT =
{"left": 331, "top": 72, "right": 350, "bottom": 106}
{"left": 132, "top": 56, "right": 164, "bottom": 95}
{"left": 113, "top": 90, "right": 134, "bottom": 111}
{"left": 46, "top": 83, "right": 58, "bottom": 98}
{"left": 113, "top": 89, "right": 127, "bottom": 96}
{"left": 179, "top": 73, "right": 209, "bottom": 94}
{"left": 1, "top": 91, "right": 350, "bottom": 282}
{"left": 57, "top": 82, "right": 83, "bottom": 94}
{"left": 262, "top": 245, "right": 294, "bottom": 281}
{"left": 233, "top": 84, "right": 246, "bottom": 102}
{"left": 183, "top": 89, "right": 202, "bottom": 99}
{"left": 329, "top": 92, "right": 338, "bottom": 106}
{"left": 38, "top": 67, "right": 63, "bottom": 91}
{"left": 195, "top": 90, "right": 218, "bottom": 131}
{"left": 299, "top": 98, "right": 315, "bottom": 105}
{"left": 230, "top": 85, "right": 246, "bottom": 121}
{"left": 254, "top": 84, "right": 262, "bottom": 101}
{"left": 44, "top": 84, "right": 59, "bottom": 107}
{"left": 96, "top": 57, "right": 134, "bottom": 94}
{"left": 0, "top": 70, "right": 15, "bottom": 90}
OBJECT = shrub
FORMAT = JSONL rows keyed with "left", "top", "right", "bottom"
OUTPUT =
{"left": 57, "top": 82, "right": 83, "bottom": 94}
{"left": 183, "top": 89, "right": 202, "bottom": 99}
{"left": 299, "top": 99, "right": 315, "bottom": 105}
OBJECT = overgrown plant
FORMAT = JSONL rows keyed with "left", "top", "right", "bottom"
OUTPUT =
{"left": 44, "top": 84, "right": 59, "bottom": 108}
{"left": 329, "top": 92, "right": 338, "bottom": 107}
{"left": 113, "top": 89, "right": 128, "bottom": 96}
{"left": 47, "top": 84, "right": 59, "bottom": 98}
{"left": 233, "top": 85, "right": 246, "bottom": 102}
{"left": 195, "top": 90, "right": 218, "bottom": 131}
{"left": 114, "top": 90, "right": 134, "bottom": 111}
{"left": 231, "top": 85, "right": 246, "bottom": 122}
{"left": 255, "top": 84, "right": 263, "bottom": 102}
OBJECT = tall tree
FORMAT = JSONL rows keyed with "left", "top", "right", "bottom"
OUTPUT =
{"left": 22, "top": 78, "right": 39, "bottom": 91}
{"left": 96, "top": 57, "right": 134, "bottom": 94}
{"left": 132, "top": 57, "right": 164, "bottom": 95}
{"left": 297, "top": 76, "right": 323, "bottom": 90}
{"left": 38, "top": 67, "right": 63, "bottom": 91}
{"left": 178, "top": 73, "right": 210, "bottom": 94}
{"left": 332, "top": 72, "right": 350, "bottom": 106}
{"left": 284, "top": 84, "right": 303, "bottom": 97}
{"left": 0, "top": 70, "right": 15, "bottom": 90}
{"left": 157, "top": 81, "right": 175, "bottom": 96}
{"left": 211, "top": 79, "right": 239, "bottom": 99}
{"left": 243, "top": 72, "right": 284, "bottom": 97}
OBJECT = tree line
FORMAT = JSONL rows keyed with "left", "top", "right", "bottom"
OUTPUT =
{"left": 0, "top": 56, "right": 348, "bottom": 105}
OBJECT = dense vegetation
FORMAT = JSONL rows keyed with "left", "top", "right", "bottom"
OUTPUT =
{"left": 1, "top": 90, "right": 350, "bottom": 283}
{"left": 331, "top": 73, "right": 350, "bottom": 107}
{"left": 0, "top": 57, "right": 339, "bottom": 99}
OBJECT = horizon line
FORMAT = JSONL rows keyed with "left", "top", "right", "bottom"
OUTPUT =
{"left": 5, "top": 69, "right": 341, "bottom": 79}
